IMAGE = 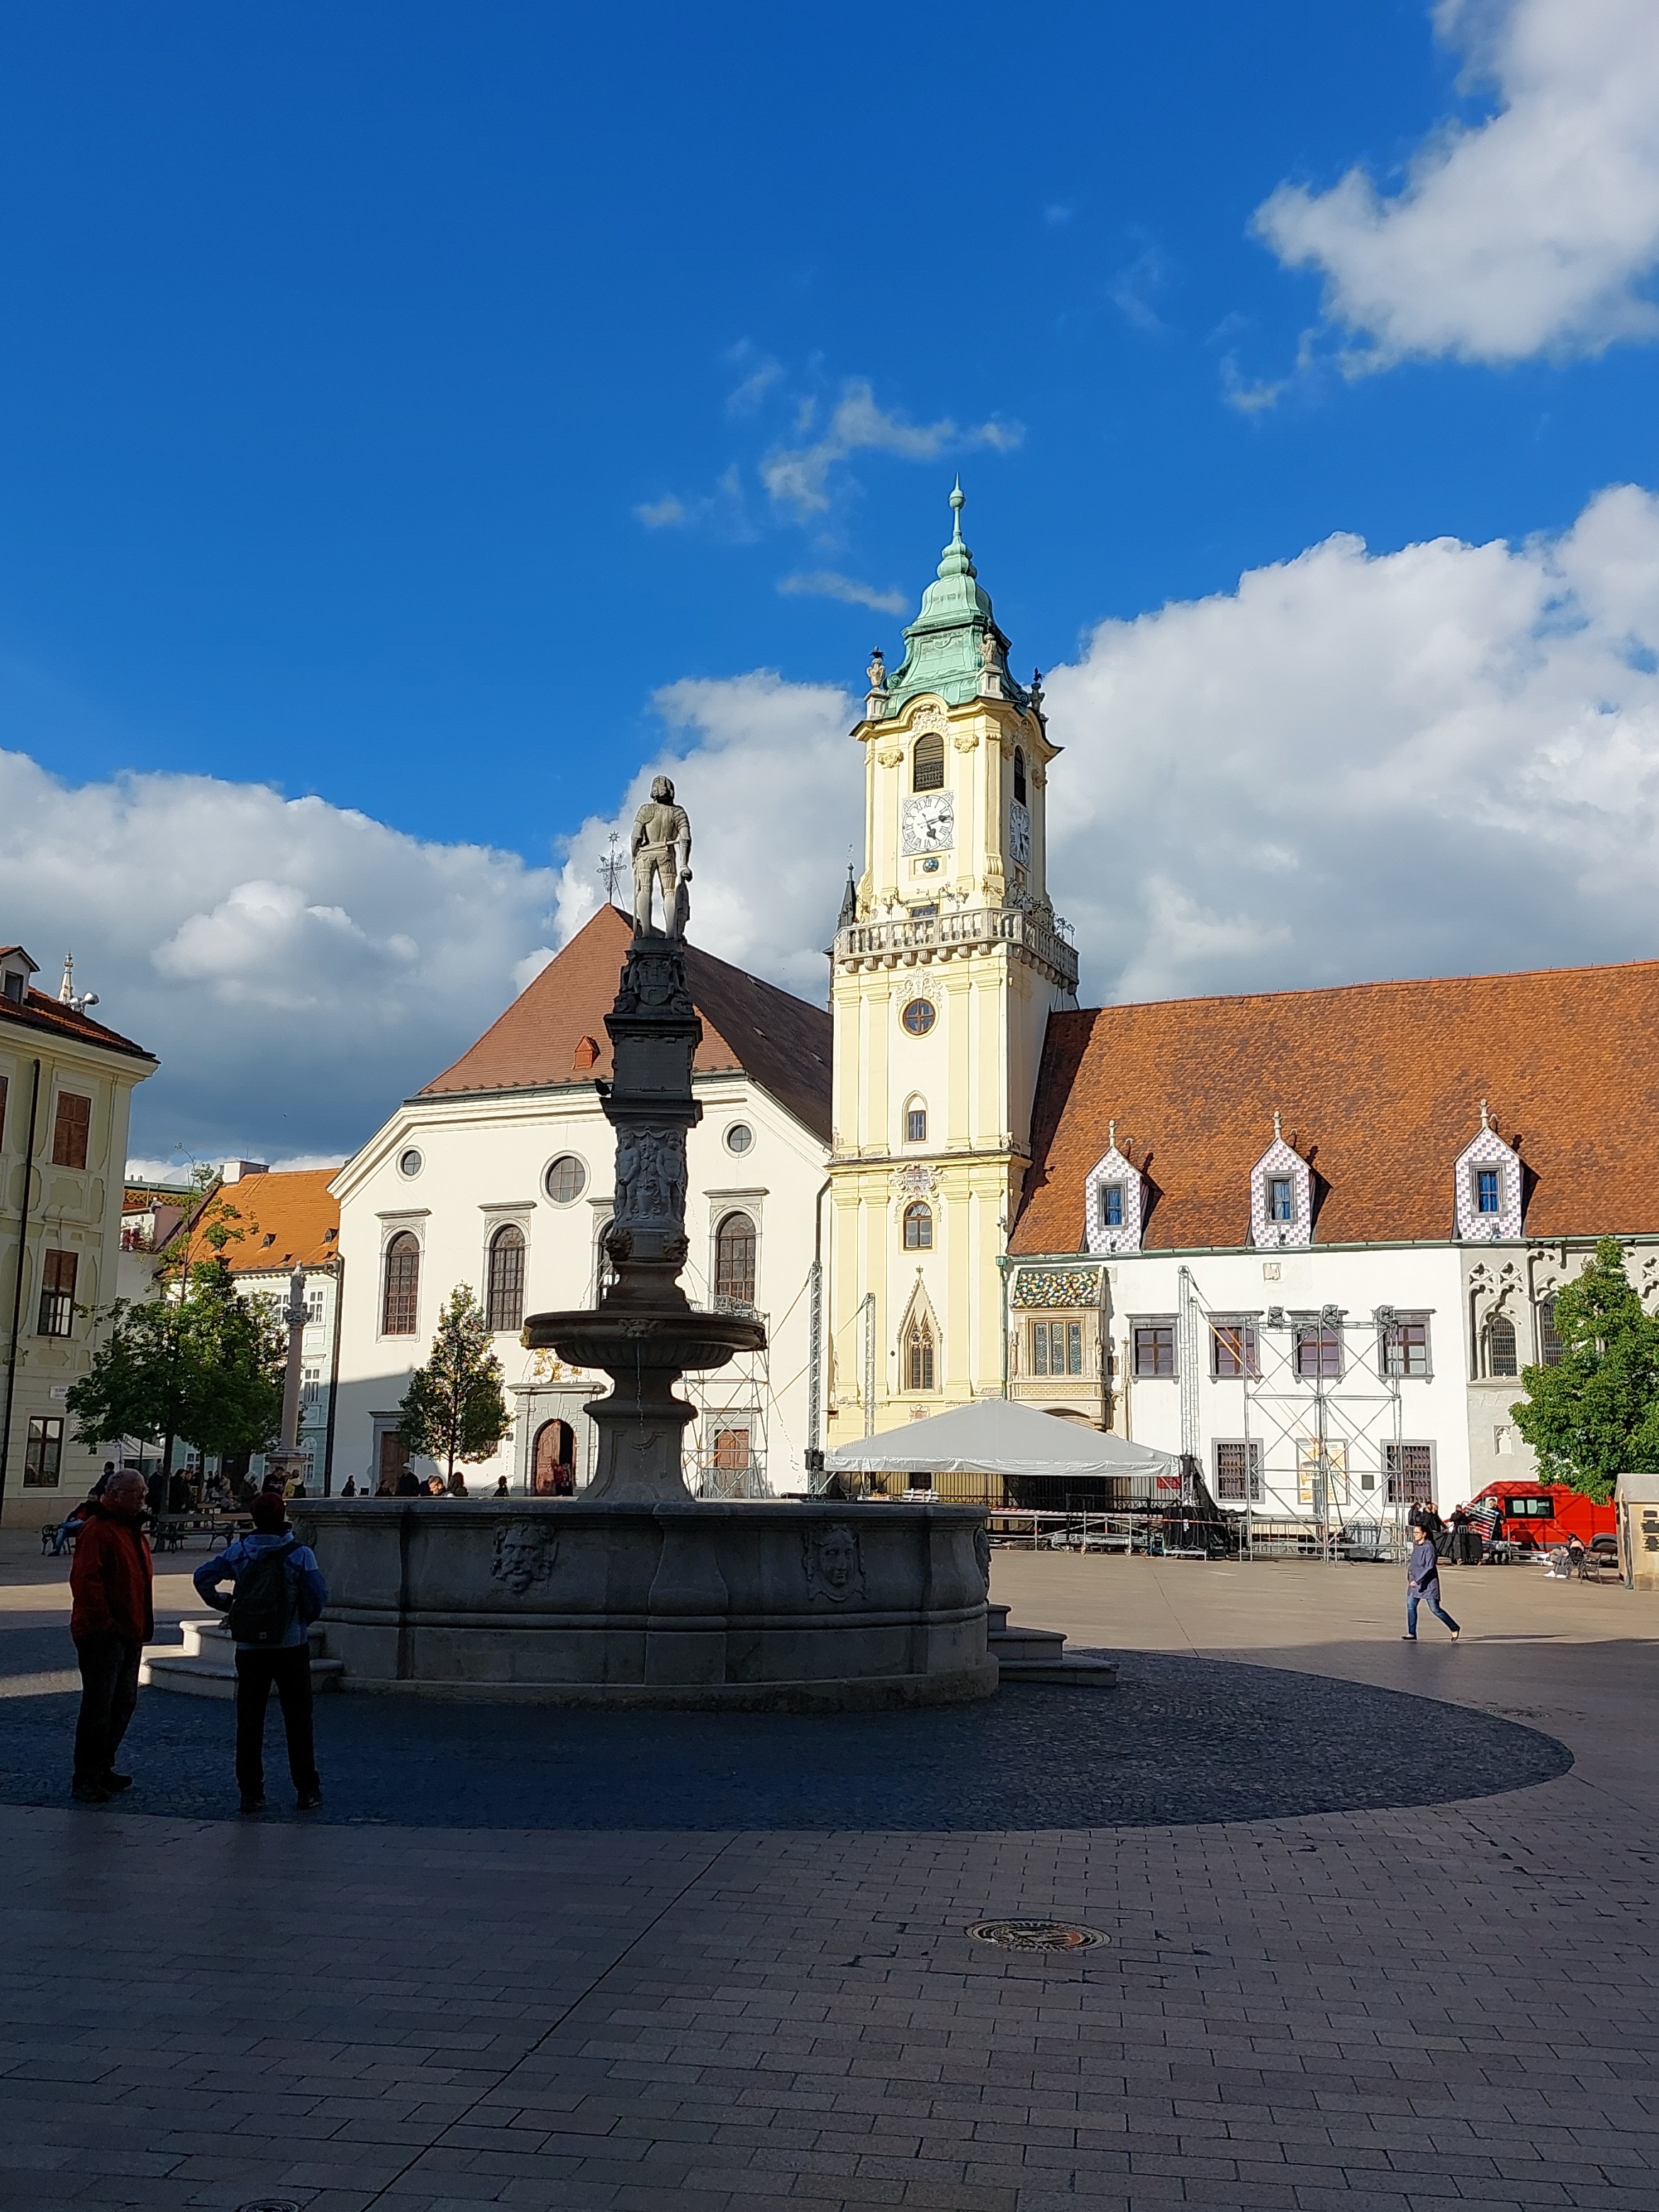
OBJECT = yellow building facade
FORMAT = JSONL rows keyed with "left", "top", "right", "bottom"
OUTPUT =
{"left": 827, "top": 489, "right": 1078, "bottom": 1441}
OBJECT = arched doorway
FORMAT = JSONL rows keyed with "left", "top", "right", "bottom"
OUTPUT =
{"left": 532, "top": 1418, "right": 576, "bottom": 1497}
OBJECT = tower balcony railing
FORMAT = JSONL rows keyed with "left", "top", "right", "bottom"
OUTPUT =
{"left": 834, "top": 905, "right": 1078, "bottom": 988}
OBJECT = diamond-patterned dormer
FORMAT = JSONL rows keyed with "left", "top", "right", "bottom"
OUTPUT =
{"left": 1083, "top": 1126, "right": 1143, "bottom": 1254}
{"left": 1455, "top": 1105, "right": 1522, "bottom": 1241}
{"left": 1250, "top": 1115, "right": 1313, "bottom": 1249}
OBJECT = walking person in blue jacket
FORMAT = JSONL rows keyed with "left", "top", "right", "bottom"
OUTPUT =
{"left": 194, "top": 1492, "right": 328, "bottom": 1813}
{"left": 1403, "top": 1521, "right": 1460, "bottom": 1643}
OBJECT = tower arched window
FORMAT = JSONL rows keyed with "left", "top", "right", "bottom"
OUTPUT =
{"left": 905, "top": 1098, "right": 927, "bottom": 1144}
{"left": 903, "top": 1201, "right": 933, "bottom": 1251}
{"left": 382, "top": 1233, "right": 420, "bottom": 1337}
{"left": 912, "top": 733, "right": 944, "bottom": 792}
{"left": 905, "top": 1314, "right": 936, "bottom": 1391}
{"left": 1013, "top": 747, "right": 1027, "bottom": 805}
{"left": 486, "top": 1222, "right": 525, "bottom": 1334}
{"left": 715, "top": 1211, "right": 757, "bottom": 1307}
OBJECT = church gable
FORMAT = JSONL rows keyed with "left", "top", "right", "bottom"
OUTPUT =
{"left": 1013, "top": 959, "right": 1659, "bottom": 1253}
{"left": 420, "top": 904, "right": 832, "bottom": 1141}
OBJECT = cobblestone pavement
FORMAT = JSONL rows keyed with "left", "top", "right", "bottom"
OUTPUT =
{"left": 0, "top": 1543, "right": 1653, "bottom": 2212}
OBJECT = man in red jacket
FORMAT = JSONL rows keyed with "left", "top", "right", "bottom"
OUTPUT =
{"left": 67, "top": 1468, "right": 154, "bottom": 1804}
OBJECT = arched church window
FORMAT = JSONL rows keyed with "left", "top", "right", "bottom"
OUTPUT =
{"left": 1013, "top": 747, "right": 1027, "bottom": 805}
{"left": 486, "top": 1223, "right": 525, "bottom": 1334}
{"left": 912, "top": 733, "right": 944, "bottom": 792}
{"left": 905, "top": 1100, "right": 927, "bottom": 1144}
{"left": 382, "top": 1233, "right": 420, "bottom": 1336}
{"left": 905, "top": 1315, "right": 936, "bottom": 1391}
{"left": 715, "top": 1211, "right": 757, "bottom": 1307}
{"left": 1485, "top": 1311, "right": 1518, "bottom": 1378}
{"left": 903, "top": 1201, "right": 933, "bottom": 1251}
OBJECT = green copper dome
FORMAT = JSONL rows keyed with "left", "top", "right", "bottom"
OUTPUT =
{"left": 875, "top": 482, "right": 1028, "bottom": 717}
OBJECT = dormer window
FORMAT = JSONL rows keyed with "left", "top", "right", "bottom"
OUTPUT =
{"left": 912, "top": 733, "right": 944, "bottom": 792}
{"left": 1453, "top": 1110, "right": 1521, "bottom": 1241}
{"left": 1250, "top": 1119, "right": 1313, "bottom": 1249}
{"left": 1, "top": 970, "right": 23, "bottom": 1005}
{"left": 1084, "top": 1131, "right": 1143, "bottom": 1254}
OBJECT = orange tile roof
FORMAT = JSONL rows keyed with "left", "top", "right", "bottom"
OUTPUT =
{"left": 1012, "top": 959, "right": 1659, "bottom": 1255}
{"left": 0, "top": 984, "right": 155, "bottom": 1063}
{"left": 420, "top": 905, "right": 832, "bottom": 1141}
{"left": 199, "top": 1169, "right": 341, "bottom": 1273}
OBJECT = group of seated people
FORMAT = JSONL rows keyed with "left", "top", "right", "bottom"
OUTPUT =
{"left": 45, "top": 1458, "right": 303, "bottom": 1554}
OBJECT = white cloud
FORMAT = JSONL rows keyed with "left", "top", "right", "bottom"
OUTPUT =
{"left": 778, "top": 571, "right": 907, "bottom": 616}
{"left": 635, "top": 495, "right": 687, "bottom": 528}
{"left": 1108, "top": 240, "right": 1172, "bottom": 334}
{"left": 549, "top": 671, "right": 860, "bottom": 1002}
{"left": 566, "top": 483, "right": 1659, "bottom": 1015}
{"left": 761, "top": 381, "right": 1023, "bottom": 517}
{"left": 1253, "top": 0, "right": 1659, "bottom": 367}
{"left": 0, "top": 755, "right": 558, "bottom": 1164}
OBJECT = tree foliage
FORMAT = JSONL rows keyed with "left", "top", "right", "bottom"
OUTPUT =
{"left": 1510, "top": 1236, "right": 1659, "bottom": 1502}
{"left": 397, "top": 1285, "right": 513, "bottom": 1487}
{"left": 67, "top": 1255, "right": 288, "bottom": 1466}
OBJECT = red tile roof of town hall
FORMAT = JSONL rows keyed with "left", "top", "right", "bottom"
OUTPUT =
{"left": 420, "top": 905, "right": 833, "bottom": 1142}
{"left": 1012, "top": 961, "right": 1659, "bottom": 1254}
{"left": 196, "top": 1170, "right": 341, "bottom": 1274}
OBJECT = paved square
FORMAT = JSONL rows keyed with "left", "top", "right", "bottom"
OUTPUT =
{"left": 1, "top": 1540, "right": 1654, "bottom": 2212}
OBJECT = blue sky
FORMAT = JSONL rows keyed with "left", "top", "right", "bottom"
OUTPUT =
{"left": 4, "top": 0, "right": 1659, "bottom": 1163}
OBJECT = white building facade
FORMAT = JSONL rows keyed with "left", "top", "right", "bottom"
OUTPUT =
{"left": 330, "top": 905, "right": 832, "bottom": 1497}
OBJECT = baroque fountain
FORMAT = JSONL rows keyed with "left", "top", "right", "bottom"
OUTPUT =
{"left": 294, "top": 782, "right": 996, "bottom": 1707}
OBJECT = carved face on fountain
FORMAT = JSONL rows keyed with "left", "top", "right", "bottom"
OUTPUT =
{"left": 492, "top": 1520, "right": 557, "bottom": 1597}
{"left": 804, "top": 1521, "right": 863, "bottom": 1603}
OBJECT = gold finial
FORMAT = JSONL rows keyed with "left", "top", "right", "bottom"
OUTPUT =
{"left": 1273, "top": 1108, "right": 1283, "bottom": 1142}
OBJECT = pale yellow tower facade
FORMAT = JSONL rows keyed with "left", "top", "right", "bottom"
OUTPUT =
{"left": 827, "top": 488, "right": 1078, "bottom": 1444}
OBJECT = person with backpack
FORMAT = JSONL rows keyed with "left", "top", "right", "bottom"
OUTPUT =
{"left": 193, "top": 1492, "right": 328, "bottom": 1814}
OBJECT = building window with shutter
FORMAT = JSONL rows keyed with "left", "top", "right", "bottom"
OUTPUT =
{"left": 902, "top": 1201, "right": 933, "bottom": 1251}
{"left": 51, "top": 1091, "right": 91, "bottom": 1170}
{"left": 37, "top": 1249, "right": 77, "bottom": 1336}
{"left": 905, "top": 1105, "right": 927, "bottom": 1143}
{"left": 1210, "top": 1319, "right": 1259, "bottom": 1378}
{"left": 1132, "top": 1322, "right": 1175, "bottom": 1378}
{"left": 486, "top": 1223, "right": 525, "bottom": 1333}
{"left": 1295, "top": 1323, "right": 1342, "bottom": 1379}
{"left": 715, "top": 1212, "right": 757, "bottom": 1307}
{"left": 382, "top": 1233, "right": 420, "bottom": 1336}
{"left": 1385, "top": 1442, "right": 1435, "bottom": 1505}
{"left": 1099, "top": 1182, "right": 1124, "bottom": 1231}
{"left": 24, "top": 1415, "right": 64, "bottom": 1487}
{"left": 1474, "top": 1166, "right": 1501, "bottom": 1215}
{"left": 1214, "top": 1439, "right": 1263, "bottom": 1502}
{"left": 911, "top": 733, "right": 944, "bottom": 791}
{"left": 1380, "top": 1315, "right": 1431, "bottom": 1378}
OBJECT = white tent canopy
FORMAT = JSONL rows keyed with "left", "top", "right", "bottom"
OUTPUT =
{"left": 825, "top": 1398, "right": 1178, "bottom": 1484}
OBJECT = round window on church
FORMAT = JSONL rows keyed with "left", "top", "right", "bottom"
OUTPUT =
{"left": 901, "top": 999, "right": 936, "bottom": 1037}
{"left": 724, "top": 1122, "right": 754, "bottom": 1156}
{"left": 544, "top": 1154, "right": 588, "bottom": 1205}
{"left": 398, "top": 1147, "right": 423, "bottom": 1179}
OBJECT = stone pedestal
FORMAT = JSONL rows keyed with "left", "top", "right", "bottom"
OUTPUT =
{"left": 291, "top": 1499, "right": 995, "bottom": 1709}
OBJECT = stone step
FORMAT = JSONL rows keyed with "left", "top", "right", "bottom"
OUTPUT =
{"left": 140, "top": 1618, "right": 344, "bottom": 1701}
{"left": 986, "top": 1602, "right": 1117, "bottom": 1687}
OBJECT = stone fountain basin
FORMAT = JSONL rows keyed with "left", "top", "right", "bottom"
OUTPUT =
{"left": 291, "top": 1499, "right": 996, "bottom": 1711}
{"left": 521, "top": 1306, "right": 766, "bottom": 1372}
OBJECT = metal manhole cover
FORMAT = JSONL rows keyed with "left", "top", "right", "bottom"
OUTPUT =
{"left": 235, "top": 2201, "right": 301, "bottom": 2211}
{"left": 967, "top": 1918, "right": 1108, "bottom": 1951}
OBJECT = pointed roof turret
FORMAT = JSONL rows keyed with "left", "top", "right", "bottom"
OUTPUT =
{"left": 837, "top": 863, "right": 858, "bottom": 929}
{"left": 873, "top": 481, "right": 1028, "bottom": 717}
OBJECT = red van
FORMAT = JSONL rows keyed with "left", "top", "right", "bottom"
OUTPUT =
{"left": 1468, "top": 1480, "right": 1616, "bottom": 1553}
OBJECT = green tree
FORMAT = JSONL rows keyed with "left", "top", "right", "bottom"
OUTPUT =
{"left": 397, "top": 1285, "right": 513, "bottom": 1490}
{"left": 1510, "top": 1236, "right": 1659, "bottom": 1502}
{"left": 67, "top": 1254, "right": 288, "bottom": 1476}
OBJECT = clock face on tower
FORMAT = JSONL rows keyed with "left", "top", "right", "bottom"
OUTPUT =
{"left": 902, "top": 790, "right": 955, "bottom": 855}
{"left": 1009, "top": 798, "right": 1031, "bottom": 866}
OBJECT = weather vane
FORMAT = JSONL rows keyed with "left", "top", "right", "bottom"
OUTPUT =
{"left": 598, "top": 832, "right": 625, "bottom": 907}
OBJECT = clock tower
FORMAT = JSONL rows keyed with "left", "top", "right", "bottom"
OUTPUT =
{"left": 826, "top": 485, "right": 1079, "bottom": 1446}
